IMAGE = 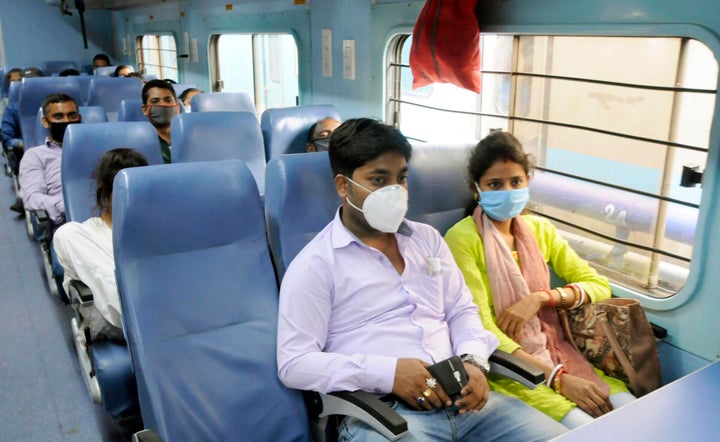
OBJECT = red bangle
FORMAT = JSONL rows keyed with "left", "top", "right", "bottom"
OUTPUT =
{"left": 553, "top": 368, "right": 568, "bottom": 393}
{"left": 543, "top": 289, "right": 555, "bottom": 308}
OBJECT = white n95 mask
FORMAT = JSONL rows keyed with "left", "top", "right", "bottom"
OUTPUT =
{"left": 343, "top": 176, "right": 408, "bottom": 233}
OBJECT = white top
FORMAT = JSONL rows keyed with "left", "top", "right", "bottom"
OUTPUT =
{"left": 54, "top": 217, "right": 120, "bottom": 338}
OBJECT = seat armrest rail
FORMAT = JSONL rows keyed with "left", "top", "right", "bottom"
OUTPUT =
{"left": 489, "top": 350, "right": 545, "bottom": 389}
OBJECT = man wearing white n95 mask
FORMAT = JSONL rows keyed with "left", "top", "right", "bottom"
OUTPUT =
{"left": 276, "top": 118, "right": 567, "bottom": 441}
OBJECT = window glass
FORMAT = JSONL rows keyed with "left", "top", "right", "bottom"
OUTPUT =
{"left": 214, "top": 33, "right": 299, "bottom": 115}
{"left": 137, "top": 34, "right": 178, "bottom": 80}
{"left": 386, "top": 34, "right": 717, "bottom": 298}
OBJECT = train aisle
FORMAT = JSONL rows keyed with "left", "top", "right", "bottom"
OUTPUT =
{"left": 0, "top": 177, "right": 136, "bottom": 441}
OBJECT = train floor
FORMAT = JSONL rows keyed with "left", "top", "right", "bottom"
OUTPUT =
{"left": 0, "top": 171, "right": 139, "bottom": 441}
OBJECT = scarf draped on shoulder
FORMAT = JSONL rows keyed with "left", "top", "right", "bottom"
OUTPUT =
{"left": 472, "top": 206, "right": 607, "bottom": 393}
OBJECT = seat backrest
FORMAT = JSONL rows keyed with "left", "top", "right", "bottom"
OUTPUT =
{"left": 94, "top": 66, "right": 117, "bottom": 77}
{"left": 118, "top": 99, "right": 146, "bottom": 122}
{"left": 171, "top": 83, "right": 196, "bottom": 98}
{"left": 8, "top": 79, "right": 21, "bottom": 107}
{"left": 87, "top": 77, "right": 144, "bottom": 121}
{"left": 113, "top": 160, "right": 310, "bottom": 441}
{"left": 34, "top": 105, "right": 108, "bottom": 147}
{"left": 406, "top": 142, "right": 475, "bottom": 235}
{"left": 62, "top": 121, "right": 163, "bottom": 223}
{"left": 75, "top": 74, "right": 94, "bottom": 106}
{"left": 170, "top": 111, "right": 266, "bottom": 193}
{"left": 42, "top": 61, "right": 80, "bottom": 76}
{"left": 142, "top": 74, "right": 159, "bottom": 82}
{"left": 260, "top": 104, "right": 341, "bottom": 161}
{"left": 264, "top": 152, "right": 339, "bottom": 279}
{"left": 192, "top": 91, "right": 255, "bottom": 113}
{"left": 18, "top": 77, "right": 82, "bottom": 148}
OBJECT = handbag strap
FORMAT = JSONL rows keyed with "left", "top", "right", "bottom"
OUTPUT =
{"left": 596, "top": 310, "right": 641, "bottom": 392}
{"left": 558, "top": 309, "right": 582, "bottom": 353}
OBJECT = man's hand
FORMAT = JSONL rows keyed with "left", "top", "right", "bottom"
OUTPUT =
{"left": 454, "top": 363, "right": 490, "bottom": 414}
{"left": 392, "top": 358, "right": 452, "bottom": 410}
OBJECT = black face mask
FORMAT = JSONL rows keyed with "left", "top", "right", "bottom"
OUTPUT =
{"left": 48, "top": 120, "right": 80, "bottom": 143}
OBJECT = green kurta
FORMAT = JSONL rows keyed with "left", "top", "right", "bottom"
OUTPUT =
{"left": 444, "top": 215, "right": 628, "bottom": 421}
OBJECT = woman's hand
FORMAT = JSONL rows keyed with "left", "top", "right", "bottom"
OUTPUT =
{"left": 497, "top": 291, "right": 546, "bottom": 340}
{"left": 559, "top": 373, "right": 613, "bottom": 417}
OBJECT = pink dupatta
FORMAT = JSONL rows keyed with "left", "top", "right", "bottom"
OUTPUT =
{"left": 473, "top": 207, "right": 608, "bottom": 393}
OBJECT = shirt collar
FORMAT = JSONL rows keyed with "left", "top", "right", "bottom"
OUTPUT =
{"left": 45, "top": 138, "right": 62, "bottom": 149}
{"left": 330, "top": 207, "right": 413, "bottom": 250}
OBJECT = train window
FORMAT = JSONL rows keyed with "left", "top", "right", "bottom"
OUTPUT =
{"left": 387, "top": 34, "right": 717, "bottom": 298}
{"left": 210, "top": 33, "right": 299, "bottom": 114}
{"left": 137, "top": 34, "right": 178, "bottom": 80}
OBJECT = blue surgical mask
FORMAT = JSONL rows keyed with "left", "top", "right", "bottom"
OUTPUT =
{"left": 477, "top": 186, "right": 530, "bottom": 221}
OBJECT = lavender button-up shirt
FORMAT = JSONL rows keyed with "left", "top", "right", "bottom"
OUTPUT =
{"left": 277, "top": 210, "right": 499, "bottom": 395}
{"left": 19, "top": 139, "right": 64, "bottom": 224}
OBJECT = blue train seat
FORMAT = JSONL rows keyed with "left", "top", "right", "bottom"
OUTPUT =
{"left": 264, "top": 152, "right": 338, "bottom": 280}
{"left": 260, "top": 104, "right": 340, "bottom": 161}
{"left": 192, "top": 91, "right": 255, "bottom": 113}
{"left": 94, "top": 66, "right": 117, "bottom": 77}
{"left": 75, "top": 74, "right": 94, "bottom": 106}
{"left": 171, "top": 83, "right": 195, "bottom": 99}
{"left": 18, "top": 77, "right": 82, "bottom": 148}
{"left": 42, "top": 61, "right": 80, "bottom": 76}
{"left": 406, "top": 142, "right": 474, "bottom": 235}
{"left": 142, "top": 74, "right": 158, "bottom": 82}
{"left": 118, "top": 99, "right": 146, "bottom": 122}
{"left": 170, "top": 111, "right": 266, "bottom": 193}
{"left": 34, "top": 106, "right": 108, "bottom": 146}
{"left": 61, "top": 121, "right": 163, "bottom": 417}
{"left": 113, "top": 160, "right": 310, "bottom": 441}
{"left": 87, "top": 77, "right": 143, "bottom": 121}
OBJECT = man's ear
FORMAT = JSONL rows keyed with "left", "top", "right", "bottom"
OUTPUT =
{"left": 334, "top": 174, "right": 348, "bottom": 199}
{"left": 306, "top": 143, "right": 317, "bottom": 153}
{"left": 41, "top": 115, "right": 50, "bottom": 129}
{"left": 141, "top": 105, "right": 149, "bottom": 117}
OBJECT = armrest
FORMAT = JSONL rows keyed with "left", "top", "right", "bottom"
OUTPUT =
{"left": 132, "top": 429, "right": 163, "bottom": 442}
{"left": 31, "top": 209, "right": 52, "bottom": 242}
{"left": 489, "top": 349, "right": 545, "bottom": 389}
{"left": 68, "top": 279, "right": 94, "bottom": 306}
{"left": 310, "top": 391, "right": 408, "bottom": 441}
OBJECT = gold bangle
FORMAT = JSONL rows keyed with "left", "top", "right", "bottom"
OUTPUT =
{"left": 556, "top": 287, "right": 568, "bottom": 309}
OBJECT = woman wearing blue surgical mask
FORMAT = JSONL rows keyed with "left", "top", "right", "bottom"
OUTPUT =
{"left": 444, "top": 131, "right": 635, "bottom": 429}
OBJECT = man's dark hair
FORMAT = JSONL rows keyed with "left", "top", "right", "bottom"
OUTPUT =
{"left": 328, "top": 118, "right": 412, "bottom": 177}
{"left": 93, "top": 53, "right": 111, "bottom": 65}
{"left": 23, "top": 67, "right": 45, "bottom": 78}
{"left": 41, "top": 93, "right": 78, "bottom": 118}
{"left": 93, "top": 148, "right": 149, "bottom": 215}
{"left": 59, "top": 68, "right": 80, "bottom": 77}
{"left": 141, "top": 79, "right": 177, "bottom": 104}
{"left": 5, "top": 68, "right": 22, "bottom": 82}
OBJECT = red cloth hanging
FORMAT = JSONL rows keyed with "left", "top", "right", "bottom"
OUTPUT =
{"left": 409, "top": 0, "right": 481, "bottom": 93}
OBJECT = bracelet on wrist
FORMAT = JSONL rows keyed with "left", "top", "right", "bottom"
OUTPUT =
{"left": 543, "top": 289, "right": 556, "bottom": 308}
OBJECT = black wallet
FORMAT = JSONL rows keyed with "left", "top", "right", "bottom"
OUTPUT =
{"left": 426, "top": 356, "right": 468, "bottom": 401}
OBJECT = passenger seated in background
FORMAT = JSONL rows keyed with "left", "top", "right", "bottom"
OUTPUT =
{"left": 277, "top": 118, "right": 567, "bottom": 441}
{"left": 125, "top": 72, "right": 145, "bottom": 82}
{"left": 54, "top": 148, "right": 149, "bottom": 341}
{"left": 178, "top": 87, "right": 203, "bottom": 108}
{"left": 141, "top": 79, "right": 180, "bottom": 164}
{"left": 19, "top": 93, "right": 82, "bottom": 225}
{"left": 59, "top": 68, "right": 80, "bottom": 77}
{"left": 114, "top": 65, "right": 134, "bottom": 77}
{"left": 443, "top": 131, "right": 635, "bottom": 429}
{"left": 0, "top": 68, "right": 21, "bottom": 120}
{"left": 305, "top": 117, "right": 341, "bottom": 152}
{"left": 92, "top": 53, "right": 110, "bottom": 70}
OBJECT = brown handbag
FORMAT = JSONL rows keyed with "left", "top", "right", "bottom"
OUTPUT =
{"left": 559, "top": 298, "right": 662, "bottom": 396}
